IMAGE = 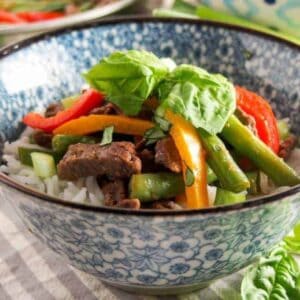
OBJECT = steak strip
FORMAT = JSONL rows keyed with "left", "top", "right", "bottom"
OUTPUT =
{"left": 100, "top": 179, "right": 141, "bottom": 209}
{"left": 31, "top": 130, "right": 53, "bottom": 149}
{"left": 58, "top": 142, "right": 141, "bottom": 181}
{"left": 151, "top": 200, "right": 182, "bottom": 210}
{"left": 89, "top": 102, "right": 123, "bottom": 115}
{"left": 101, "top": 179, "right": 127, "bottom": 206}
{"left": 155, "top": 137, "right": 182, "bottom": 173}
{"left": 44, "top": 103, "right": 64, "bottom": 118}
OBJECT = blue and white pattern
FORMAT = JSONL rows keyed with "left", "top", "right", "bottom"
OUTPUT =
{"left": 202, "top": 0, "right": 300, "bottom": 38}
{"left": 2, "top": 184, "right": 300, "bottom": 290}
{"left": 0, "top": 19, "right": 300, "bottom": 293}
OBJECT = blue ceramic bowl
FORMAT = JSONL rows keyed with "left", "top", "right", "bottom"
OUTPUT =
{"left": 0, "top": 17, "right": 300, "bottom": 295}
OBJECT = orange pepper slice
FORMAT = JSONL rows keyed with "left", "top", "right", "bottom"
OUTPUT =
{"left": 165, "top": 110, "right": 209, "bottom": 209}
{"left": 53, "top": 114, "right": 154, "bottom": 136}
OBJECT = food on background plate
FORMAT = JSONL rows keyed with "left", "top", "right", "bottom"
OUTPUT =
{"left": 0, "top": 1, "right": 116, "bottom": 24}
{"left": 1, "top": 50, "right": 299, "bottom": 210}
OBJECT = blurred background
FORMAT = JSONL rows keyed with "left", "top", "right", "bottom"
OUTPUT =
{"left": 1, "top": 0, "right": 299, "bottom": 47}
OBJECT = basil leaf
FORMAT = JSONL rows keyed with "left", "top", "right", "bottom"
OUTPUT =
{"left": 241, "top": 247, "right": 300, "bottom": 300}
{"left": 157, "top": 64, "right": 236, "bottom": 134}
{"left": 100, "top": 126, "right": 114, "bottom": 146}
{"left": 84, "top": 50, "right": 169, "bottom": 116}
{"left": 283, "top": 222, "right": 300, "bottom": 255}
{"left": 185, "top": 165, "right": 195, "bottom": 187}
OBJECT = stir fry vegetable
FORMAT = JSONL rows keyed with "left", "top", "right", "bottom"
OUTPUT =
{"left": 18, "top": 147, "right": 62, "bottom": 166}
{"left": 53, "top": 114, "right": 154, "bottom": 136}
{"left": 221, "top": 115, "right": 300, "bottom": 186}
{"left": 129, "top": 173, "right": 185, "bottom": 202}
{"left": 215, "top": 188, "right": 247, "bottom": 206}
{"left": 198, "top": 129, "right": 250, "bottom": 193}
{"left": 31, "top": 152, "right": 56, "bottom": 178}
{"left": 52, "top": 135, "right": 99, "bottom": 153}
{"left": 165, "top": 110, "right": 209, "bottom": 209}
{"left": 14, "top": 50, "right": 300, "bottom": 210}
{"left": 236, "top": 86, "right": 280, "bottom": 153}
{"left": 23, "top": 89, "right": 104, "bottom": 132}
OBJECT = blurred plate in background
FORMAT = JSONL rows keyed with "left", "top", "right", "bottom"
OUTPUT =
{"left": 0, "top": 0, "right": 136, "bottom": 35}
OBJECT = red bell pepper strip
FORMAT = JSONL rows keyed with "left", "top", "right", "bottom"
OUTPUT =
{"left": 17, "top": 12, "right": 64, "bottom": 23}
{"left": 0, "top": 10, "right": 26, "bottom": 24}
{"left": 23, "top": 89, "right": 104, "bottom": 133}
{"left": 235, "top": 86, "right": 280, "bottom": 154}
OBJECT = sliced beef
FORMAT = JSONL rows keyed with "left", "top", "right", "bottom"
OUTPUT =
{"left": 101, "top": 179, "right": 127, "bottom": 207}
{"left": 278, "top": 135, "right": 297, "bottom": 160}
{"left": 44, "top": 103, "right": 64, "bottom": 118}
{"left": 58, "top": 142, "right": 141, "bottom": 181}
{"left": 150, "top": 200, "right": 182, "bottom": 210}
{"left": 89, "top": 102, "right": 123, "bottom": 115}
{"left": 100, "top": 178, "right": 140, "bottom": 209}
{"left": 155, "top": 137, "right": 182, "bottom": 173}
{"left": 138, "top": 149, "right": 156, "bottom": 172}
{"left": 134, "top": 136, "right": 146, "bottom": 151}
{"left": 31, "top": 130, "right": 53, "bottom": 149}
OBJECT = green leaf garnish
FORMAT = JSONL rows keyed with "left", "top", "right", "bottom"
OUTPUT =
{"left": 144, "top": 127, "right": 166, "bottom": 146}
{"left": 283, "top": 222, "right": 300, "bottom": 255}
{"left": 185, "top": 165, "right": 195, "bottom": 187}
{"left": 241, "top": 247, "right": 300, "bottom": 300}
{"left": 84, "top": 50, "right": 169, "bottom": 116}
{"left": 153, "top": 114, "right": 171, "bottom": 132}
{"left": 157, "top": 64, "right": 236, "bottom": 134}
{"left": 100, "top": 126, "right": 114, "bottom": 146}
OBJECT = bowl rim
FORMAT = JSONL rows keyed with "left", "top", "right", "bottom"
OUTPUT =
{"left": 0, "top": 15, "right": 299, "bottom": 216}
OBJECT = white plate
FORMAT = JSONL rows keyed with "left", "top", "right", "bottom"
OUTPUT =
{"left": 0, "top": 0, "right": 136, "bottom": 35}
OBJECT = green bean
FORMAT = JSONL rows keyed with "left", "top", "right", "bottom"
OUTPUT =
{"left": 52, "top": 134, "right": 99, "bottom": 153}
{"left": 214, "top": 188, "right": 247, "bottom": 206}
{"left": 221, "top": 115, "right": 300, "bottom": 186}
{"left": 129, "top": 173, "right": 184, "bottom": 202}
{"left": 207, "top": 166, "right": 217, "bottom": 184}
{"left": 198, "top": 129, "right": 250, "bottom": 193}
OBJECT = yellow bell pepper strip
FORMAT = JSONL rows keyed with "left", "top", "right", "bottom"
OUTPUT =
{"left": 53, "top": 114, "right": 154, "bottom": 136}
{"left": 165, "top": 110, "right": 209, "bottom": 209}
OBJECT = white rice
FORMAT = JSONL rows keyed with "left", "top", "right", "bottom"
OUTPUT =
{"left": 1, "top": 129, "right": 299, "bottom": 207}
{"left": 0, "top": 134, "right": 104, "bottom": 206}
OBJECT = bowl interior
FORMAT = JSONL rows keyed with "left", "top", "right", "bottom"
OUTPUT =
{"left": 0, "top": 18, "right": 299, "bottom": 151}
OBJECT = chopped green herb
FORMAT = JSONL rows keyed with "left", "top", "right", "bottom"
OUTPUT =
{"left": 100, "top": 126, "right": 114, "bottom": 146}
{"left": 144, "top": 126, "right": 166, "bottom": 146}
{"left": 154, "top": 114, "right": 171, "bottom": 132}
{"left": 185, "top": 165, "right": 195, "bottom": 187}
